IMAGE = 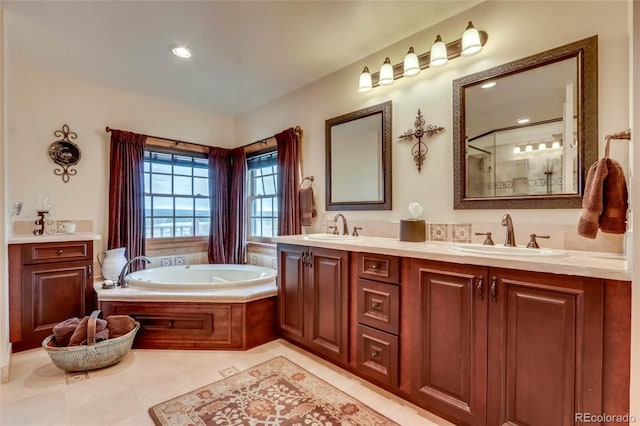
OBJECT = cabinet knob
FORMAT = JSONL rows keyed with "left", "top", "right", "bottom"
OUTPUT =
{"left": 167, "top": 320, "right": 175, "bottom": 328}
{"left": 370, "top": 263, "right": 380, "bottom": 270}
{"left": 490, "top": 276, "right": 498, "bottom": 302}
{"left": 57, "top": 249, "right": 64, "bottom": 255}
{"left": 371, "top": 351, "right": 380, "bottom": 358}
{"left": 476, "top": 276, "right": 484, "bottom": 300}
{"left": 371, "top": 301, "right": 381, "bottom": 309}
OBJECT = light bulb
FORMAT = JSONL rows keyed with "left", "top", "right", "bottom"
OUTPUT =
{"left": 429, "top": 35, "right": 448, "bottom": 67}
{"left": 379, "top": 57, "right": 394, "bottom": 85}
{"left": 358, "top": 67, "right": 373, "bottom": 93}
{"left": 538, "top": 142, "right": 546, "bottom": 150}
{"left": 170, "top": 45, "right": 192, "bottom": 58}
{"left": 461, "top": 21, "right": 482, "bottom": 56}
{"left": 517, "top": 118, "right": 530, "bottom": 124}
{"left": 403, "top": 47, "right": 420, "bottom": 77}
{"left": 525, "top": 144, "right": 533, "bottom": 152}
{"left": 481, "top": 81, "right": 496, "bottom": 89}
{"left": 513, "top": 146, "right": 521, "bottom": 154}
{"left": 552, "top": 141, "right": 561, "bottom": 149}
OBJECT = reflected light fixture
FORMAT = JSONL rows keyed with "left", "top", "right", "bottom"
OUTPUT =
{"left": 552, "top": 141, "right": 561, "bottom": 149}
{"left": 358, "top": 67, "right": 373, "bottom": 92}
{"left": 170, "top": 45, "right": 193, "bottom": 58}
{"left": 461, "top": 21, "right": 482, "bottom": 56}
{"left": 481, "top": 81, "right": 497, "bottom": 89}
{"left": 513, "top": 146, "right": 521, "bottom": 154}
{"left": 538, "top": 142, "right": 547, "bottom": 150}
{"left": 525, "top": 144, "right": 533, "bottom": 152}
{"left": 358, "top": 22, "right": 487, "bottom": 93}
{"left": 403, "top": 47, "right": 420, "bottom": 77}
{"left": 517, "top": 118, "right": 530, "bottom": 124}
{"left": 429, "top": 35, "right": 448, "bottom": 67}
{"left": 379, "top": 58, "right": 394, "bottom": 85}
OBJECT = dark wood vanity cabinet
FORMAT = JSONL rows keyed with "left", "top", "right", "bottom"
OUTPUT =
{"left": 9, "top": 241, "right": 95, "bottom": 352}
{"left": 407, "top": 259, "right": 603, "bottom": 426}
{"left": 277, "top": 243, "right": 349, "bottom": 365}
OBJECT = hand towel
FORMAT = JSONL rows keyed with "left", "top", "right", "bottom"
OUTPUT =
{"left": 68, "top": 316, "right": 108, "bottom": 346}
{"left": 52, "top": 317, "right": 80, "bottom": 347}
{"left": 578, "top": 158, "right": 608, "bottom": 239}
{"left": 600, "top": 158, "right": 628, "bottom": 234}
{"left": 299, "top": 187, "right": 316, "bottom": 226}
{"left": 106, "top": 315, "right": 136, "bottom": 339}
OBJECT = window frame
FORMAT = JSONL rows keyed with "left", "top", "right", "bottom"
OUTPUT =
{"left": 246, "top": 148, "right": 279, "bottom": 244}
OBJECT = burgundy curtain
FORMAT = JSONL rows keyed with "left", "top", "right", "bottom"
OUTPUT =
{"left": 276, "top": 128, "right": 301, "bottom": 236}
{"left": 208, "top": 147, "right": 246, "bottom": 264}
{"left": 108, "top": 130, "right": 147, "bottom": 271}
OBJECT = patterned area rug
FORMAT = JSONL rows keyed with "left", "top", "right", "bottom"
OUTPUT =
{"left": 148, "top": 356, "right": 399, "bottom": 425}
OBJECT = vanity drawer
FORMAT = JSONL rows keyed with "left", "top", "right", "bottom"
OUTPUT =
{"left": 356, "top": 324, "right": 398, "bottom": 387}
{"left": 357, "top": 279, "right": 399, "bottom": 334}
{"left": 358, "top": 253, "right": 400, "bottom": 284}
{"left": 22, "top": 241, "right": 91, "bottom": 264}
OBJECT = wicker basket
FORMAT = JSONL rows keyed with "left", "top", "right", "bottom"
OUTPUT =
{"left": 42, "top": 310, "right": 140, "bottom": 372}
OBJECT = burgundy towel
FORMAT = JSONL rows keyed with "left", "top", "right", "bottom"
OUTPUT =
{"left": 299, "top": 187, "right": 316, "bottom": 226}
{"left": 68, "top": 316, "right": 108, "bottom": 346}
{"left": 106, "top": 315, "right": 136, "bottom": 339}
{"left": 52, "top": 317, "right": 80, "bottom": 347}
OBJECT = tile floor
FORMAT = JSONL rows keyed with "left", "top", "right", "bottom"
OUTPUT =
{"left": 0, "top": 339, "right": 452, "bottom": 426}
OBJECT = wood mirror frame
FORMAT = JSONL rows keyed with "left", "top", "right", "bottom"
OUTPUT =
{"left": 325, "top": 101, "right": 392, "bottom": 210}
{"left": 453, "top": 36, "right": 598, "bottom": 209}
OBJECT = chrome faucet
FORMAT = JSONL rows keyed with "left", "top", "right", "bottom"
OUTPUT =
{"left": 117, "top": 255, "right": 151, "bottom": 288}
{"left": 333, "top": 214, "right": 349, "bottom": 235}
{"left": 501, "top": 213, "right": 516, "bottom": 247}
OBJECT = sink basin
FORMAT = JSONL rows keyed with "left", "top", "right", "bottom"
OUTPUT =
{"left": 449, "top": 243, "right": 567, "bottom": 257}
{"left": 303, "top": 233, "right": 358, "bottom": 241}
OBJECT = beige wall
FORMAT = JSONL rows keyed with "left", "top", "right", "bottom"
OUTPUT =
{"left": 630, "top": 0, "right": 639, "bottom": 419}
{"left": 5, "top": 66, "right": 236, "bottom": 244}
{"left": 0, "top": 4, "right": 9, "bottom": 383}
{"left": 237, "top": 1, "right": 629, "bottom": 235}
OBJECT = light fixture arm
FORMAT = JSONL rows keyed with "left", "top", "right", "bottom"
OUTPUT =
{"left": 367, "top": 30, "right": 488, "bottom": 88}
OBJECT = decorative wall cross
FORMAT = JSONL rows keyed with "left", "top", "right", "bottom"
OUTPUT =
{"left": 398, "top": 109, "right": 444, "bottom": 172}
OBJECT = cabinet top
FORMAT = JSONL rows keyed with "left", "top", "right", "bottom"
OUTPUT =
{"left": 273, "top": 235, "right": 630, "bottom": 281}
{"left": 8, "top": 232, "right": 102, "bottom": 244}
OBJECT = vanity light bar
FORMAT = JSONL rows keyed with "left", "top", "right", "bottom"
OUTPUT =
{"left": 359, "top": 24, "right": 488, "bottom": 92}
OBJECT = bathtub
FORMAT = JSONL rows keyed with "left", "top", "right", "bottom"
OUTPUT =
{"left": 93, "top": 264, "right": 279, "bottom": 350}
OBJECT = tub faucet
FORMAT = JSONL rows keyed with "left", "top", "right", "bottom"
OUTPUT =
{"left": 117, "top": 255, "right": 151, "bottom": 288}
{"left": 333, "top": 214, "right": 349, "bottom": 235}
{"left": 501, "top": 213, "right": 516, "bottom": 247}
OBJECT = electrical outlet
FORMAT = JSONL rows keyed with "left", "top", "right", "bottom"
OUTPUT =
{"left": 271, "top": 258, "right": 277, "bottom": 269}
{"left": 173, "top": 255, "right": 185, "bottom": 266}
{"left": 160, "top": 257, "right": 171, "bottom": 267}
{"left": 250, "top": 255, "right": 258, "bottom": 265}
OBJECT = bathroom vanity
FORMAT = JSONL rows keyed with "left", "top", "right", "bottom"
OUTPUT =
{"left": 8, "top": 233, "right": 100, "bottom": 351}
{"left": 274, "top": 235, "right": 630, "bottom": 426}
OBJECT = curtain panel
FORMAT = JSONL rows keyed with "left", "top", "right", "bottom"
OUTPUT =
{"left": 276, "top": 128, "right": 301, "bottom": 236}
{"left": 208, "top": 147, "right": 246, "bottom": 264}
{"left": 107, "top": 130, "right": 147, "bottom": 271}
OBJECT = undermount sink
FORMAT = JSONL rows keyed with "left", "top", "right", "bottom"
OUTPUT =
{"left": 449, "top": 243, "right": 567, "bottom": 257}
{"left": 303, "top": 233, "right": 358, "bottom": 241}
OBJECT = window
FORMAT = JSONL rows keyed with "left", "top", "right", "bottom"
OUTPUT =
{"left": 247, "top": 150, "right": 278, "bottom": 242}
{"left": 144, "top": 149, "right": 210, "bottom": 238}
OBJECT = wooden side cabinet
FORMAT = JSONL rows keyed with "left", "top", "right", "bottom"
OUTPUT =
{"left": 9, "top": 241, "right": 95, "bottom": 352}
{"left": 407, "top": 259, "right": 603, "bottom": 426}
{"left": 277, "top": 243, "right": 348, "bottom": 365}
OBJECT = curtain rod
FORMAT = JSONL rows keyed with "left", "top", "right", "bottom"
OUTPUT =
{"left": 240, "top": 125, "right": 303, "bottom": 150}
{"left": 105, "top": 126, "right": 195, "bottom": 146}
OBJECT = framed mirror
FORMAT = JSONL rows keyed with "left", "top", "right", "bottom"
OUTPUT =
{"left": 453, "top": 36, "right": 597, "bottom": 209}
{"left": 326, "top": 101, "right": 392, "bottom": 210}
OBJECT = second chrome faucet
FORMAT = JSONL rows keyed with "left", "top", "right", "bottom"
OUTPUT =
{"left": 501, "top": 213, "right": 516, "bottom": 247}
{"left": 333, "top": 214, "right": 349, "bottom": 235}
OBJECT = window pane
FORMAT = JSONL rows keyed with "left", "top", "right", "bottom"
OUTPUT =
{"left": 194, "top": 166, "right": 208, "bottom": 177}
{"left": 254, "top": 176, "right": 264, "bottom": 195}
{"left": 174, "top": 176, "right": 192, "bottom": 195}
{"left": 151, "top": 174, "right": 172, "bottom": 194}
{"left": 153, "top": 218, "right": 174, "bottom": 238}
{"left": 194, "top": 177, "right": 208, "bottom": 196}
{"left": 195, "top": 217, "right": 210, "bottom": 236}
{"left": 262, "top": 219, "right": 273, "bottom": 237}
{"left": 263, "top": 174, "right": 276, "bottom": 195}
{"left": 195, "top": 198, "right": 210, "bottom": 217}
{"left": 174, "top": 164, "right": 192, "bottom": 176}
{"left": 175, "top": 198, "right": 193, "bottom": 217}
{"left": 144, "top": 161, "right": 150, "bottom": 173}
{"left": 151, "top": 161, "right": 171, "bottom": 174}
{"left": 145, "top": 218, "right": 152, "bottom": 237}
{"left": 144, "top": 173, "right": 150, "bottom": 191}
{"left": 251, "top": 218, "right": 261, "bottom": 237}
{"left": 144, "top": 196, "right": 152, "bottom": 216}
{"left": 175, "top": 218, "right": 193, "bottom": 237}
{"left": 153, "top": 196, "right": 173, "bottom": 216}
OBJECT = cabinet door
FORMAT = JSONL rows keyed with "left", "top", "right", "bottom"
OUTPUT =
{"left": 487, "top": 269, "right": 603, "bottom": 426}
{"left": 20, "top": 261, "right": 92, "bottom": 349}
{"left": 277, "top": 244, "right": 306, "bottom": 344}
{"left": 306, "top": 247, "right": 349, "bottom": 364}
{"left": 408, "top": 259, "right": 488, "bottom": 425}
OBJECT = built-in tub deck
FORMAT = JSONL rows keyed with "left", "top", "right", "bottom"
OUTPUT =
{"left": 94, "top": 264, "right": 278, "bottom": 350}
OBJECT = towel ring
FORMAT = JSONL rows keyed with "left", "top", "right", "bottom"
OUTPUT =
{"left": 300, "top": 176, "right": 314, "bottom": 189}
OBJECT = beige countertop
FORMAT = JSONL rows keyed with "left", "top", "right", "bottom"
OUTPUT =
{"left": 273, "top": 234, "right": 630, "bottom": 281}
{"left": 8, "top": 232, "right": 102, "bottom": 244}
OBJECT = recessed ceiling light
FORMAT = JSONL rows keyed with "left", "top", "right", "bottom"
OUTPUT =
{"left": 481, "top": 81, "right": 497, "bottom": 89}
{"left": 170, "top": 45, "right": 193, "bottom": 58}
{"left": 517, "top": 118, "right": 530, "bottom": 124}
